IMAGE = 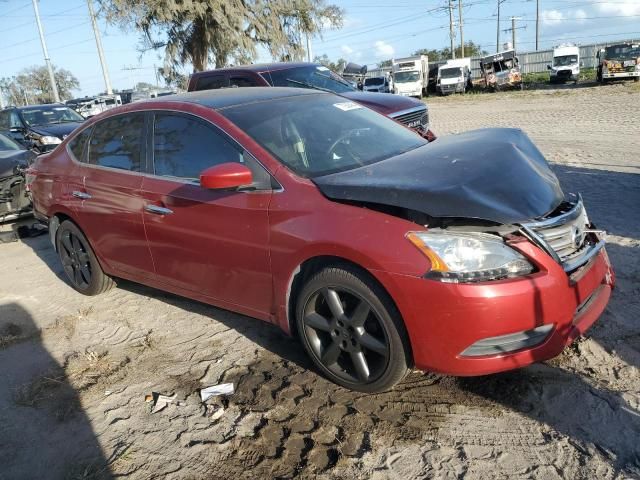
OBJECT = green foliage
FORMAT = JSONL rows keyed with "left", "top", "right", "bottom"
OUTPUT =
{"left": 413, "top": 41, "right": 489, "bottom": 61}
{"left": 0, "top": 65, "right": 80, "bottom": 105}
{"left": 313, "top": 54, "right": 346, "bottom": 72}
{"left": 99, "top": 0, "right": 344, "bottom": 84}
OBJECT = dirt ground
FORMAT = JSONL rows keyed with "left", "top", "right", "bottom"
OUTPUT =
{"left": 1, "top": 82, "right": 639, "bottom": 480}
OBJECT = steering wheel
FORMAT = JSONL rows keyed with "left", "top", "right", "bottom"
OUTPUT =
{"left": 327, "top": 128, "right": 370, "bottom": 165}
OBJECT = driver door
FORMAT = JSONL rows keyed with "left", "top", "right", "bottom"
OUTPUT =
{"left": 141, "top": 111, "right": 274, "bottom": 318}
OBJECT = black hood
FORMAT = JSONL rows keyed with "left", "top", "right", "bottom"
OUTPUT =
{"left": 30, "top": 122, "right": 83, "bottom": 139}
{"left": 313, "top": 128, "right": 564, "bottom": 225}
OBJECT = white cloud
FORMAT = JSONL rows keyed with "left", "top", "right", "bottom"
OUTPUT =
{"left": 597, "top": 0, "right": 640, "bottom": 16}
{"left": 542, "top": 9, "right": 564, "bottom": 26}
{"left": 541, "top": 8, "right": 588, "bottom": 26}
{"left": 374, "top": 40, "right": 394, "bottom": 59}
{"left": 341, "top": 45, "right": 354, "bottom": 55}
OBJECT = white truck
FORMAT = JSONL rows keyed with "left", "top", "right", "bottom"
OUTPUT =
{"left": 392, "top": 55, "right": 428, "bottom": 97}
{"left": 437, "top": 58, "right": 472, "bottom": 95}
{"left": 548, "top": 44, "right": 580, "bottom": 84}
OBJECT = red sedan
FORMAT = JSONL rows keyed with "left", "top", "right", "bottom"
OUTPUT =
{"left": 28, "top": 88, "right": 614, "bottom": 392}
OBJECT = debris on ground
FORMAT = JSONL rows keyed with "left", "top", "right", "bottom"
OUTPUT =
{"left": 145, "top": 392, "right": 183, "bottom": 413}
{"left": 200, "top": 383, "right": 234, "bottom": 402}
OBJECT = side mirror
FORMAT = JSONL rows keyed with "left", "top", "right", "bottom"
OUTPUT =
{"left": 546, "top": 65, "right": 552, "bottom": 70}
{"left": 200, "top": 162, "right": 253, "bottom": 190}
{"left": 580, "top": 61, "right": 584, "bottom": 67}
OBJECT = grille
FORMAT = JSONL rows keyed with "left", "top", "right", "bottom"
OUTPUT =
{"left": 524, "top": 199, "right": 589, "bottom": 262}
{"left": 440, "top": 84, "right": 457, "bottom": 93}
{"left": 391, "top": 107, "right": 428, "bottom": 131}
{"left": 557, "top": 70, "right": 572, "bottom": 78}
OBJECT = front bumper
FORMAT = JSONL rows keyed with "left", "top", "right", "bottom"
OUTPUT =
{"left": 374, "top": 238, "right": 614, "bottom": 376}
{"left": 603, "top": 71, "right": 640, "bottom": 79}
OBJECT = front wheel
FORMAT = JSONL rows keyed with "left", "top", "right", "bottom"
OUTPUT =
{"left": 56, "top": 220, "right": 114, "bottom": 295}
{"left": 295, "top": 266, "right": 410, "bottom": 392}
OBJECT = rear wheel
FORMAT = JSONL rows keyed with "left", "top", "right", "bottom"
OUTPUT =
{"left": 295, "top": 266, "right": 409, "bottom": 392}
{"left": 56, "top": 220, "right": 114, "bottom": 295}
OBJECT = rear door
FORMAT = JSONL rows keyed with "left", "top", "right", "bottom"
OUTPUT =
{"left": 73, "top": 112, "right": 154, "bottom": 277}
{"left": 140, "top": 111, "right": 274, "bottom": 317}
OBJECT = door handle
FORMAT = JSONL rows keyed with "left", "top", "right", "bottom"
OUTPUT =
{"left": 145, "top": 204, "right": 173, "bottom": 215}
{"left": 72, "top": 191, "right": 92, "bottom": 200}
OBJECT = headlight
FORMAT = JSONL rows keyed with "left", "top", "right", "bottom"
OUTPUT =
{"left": 39, "top": 135, "right": 62, "bottom": 145}
{"left": 407, "top": 231, "right": 534, "bottom": 283}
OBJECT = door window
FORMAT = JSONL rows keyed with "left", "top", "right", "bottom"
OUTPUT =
{"left": 9, "top": 112, "right": 22, "bottom": 129}
{"left": 195, "top": 75, "right": 227, "bottom": 91}
{"left": 88, "top": 113, "right": 144, "bottom": 171}
{"left": 152, "top": 113, "right": 273, "bottom": 188}
{"left": 152, "top": 113, "right": 243, "bottom": 180}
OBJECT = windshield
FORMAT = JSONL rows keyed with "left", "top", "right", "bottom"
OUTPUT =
{"left": 0, "top": 133, "right": 22, "bottom": 151}
{"left": 266, "top": 65, "right": 355, "bottom": 93}
{"left": 394, "top": 71, "right": 420, "bottom": 83}
{"left": 554, "top": 55, "right": 578, "bottom": 66}
{"left": 440, "top": 67, "right": 462, "bottom": 79}
{"left": 604, "top": 45, "right": 640, "bottom": 60}
{"left": 221, "top": 93, "right": 427, "bottom": 178}
{"left": 20, "top": 106, "right": 84, "bottom": 126}
{"left": 364, "top": 77, "right": 384, "bottom": 86}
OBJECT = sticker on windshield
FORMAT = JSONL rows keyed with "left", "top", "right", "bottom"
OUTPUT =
{"left": 333, "top": 102, "right": 362, "bottom": 112}
{"left": 316, "top": 66, "right": 330, "bottom": 71}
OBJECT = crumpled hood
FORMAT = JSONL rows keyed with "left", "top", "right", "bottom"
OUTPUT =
{"left": 341, "top": 91, "right": 423, "bottom": 116}
{"left": 313, "top": 128, "right": 564, "bottom": 225}
{"left": 30, "top": 122, "right": 83, "bottom": 139}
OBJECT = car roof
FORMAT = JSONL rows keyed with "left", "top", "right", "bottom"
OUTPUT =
{"left": 149, "top": 86, "right": 326, "bottom": 110}
{"left": 194, "top": 62, "right": 318, "bottom": 74}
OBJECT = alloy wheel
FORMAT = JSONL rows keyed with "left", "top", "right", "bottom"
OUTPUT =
{"left": 302, "top": 287, "right": 390, "bottom": 384}
{"left": 59, "top": 230, "right": 92, "bottom": 289}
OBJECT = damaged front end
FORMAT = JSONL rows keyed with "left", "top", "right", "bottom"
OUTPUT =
{"left": 313, "top": 128, "right": 607, "bottom": 282}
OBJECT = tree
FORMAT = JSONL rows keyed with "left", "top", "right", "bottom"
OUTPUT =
{"left": 99, "top": 0, "right": 344, "bottom": 83}
{"left": 413, "top": 41, "right": 488, "bottom": 61}
{"left": 0, "top": 65, "right": 80, "bottom": 105}
{"left": 313, "top": 54, "right": 346, "bottom": 72}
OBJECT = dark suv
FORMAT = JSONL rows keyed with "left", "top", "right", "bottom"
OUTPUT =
{"left": 188, "top": 62, "right": 434, "bottom": 140}
{"left": 0, "top": 104, "right": 85, "bottom": 153}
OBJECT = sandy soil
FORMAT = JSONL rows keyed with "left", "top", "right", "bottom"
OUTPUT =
{"left": 1, "top": 83, "right": 639, "bottom": 480}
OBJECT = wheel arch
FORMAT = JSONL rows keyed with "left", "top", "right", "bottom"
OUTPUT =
{"left": 284, "top": 254, "right": 413, "bottom": 366}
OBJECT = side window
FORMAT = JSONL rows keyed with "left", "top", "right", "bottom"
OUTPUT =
{"left": 88, "top": 113, "right": 144, "bottom": 171}
{"left": 195, "top": 75, "right": 227, "bottom": 91}
{"left": 229, "top": 76, "right": 257, "bottom": 88}
{"left": 152, "top": 113, "right": 273, "bottom": 188}
{"left": 68, "top": 127, "right": 92, "bottom": 163}
{"left": 0, "top": 111, "right": 9, "bottom": 130}
{"left": 153, "top": 113, "right": 242, "bottom": 180}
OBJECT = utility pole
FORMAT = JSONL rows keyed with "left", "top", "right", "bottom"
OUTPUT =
{"left": 503, "top": 17, "right": 525, "bottom": 50}
{"left": 535, "top": 0, "right": 540, "bottom": 51}
{"left": 458, "top": 0, "right": 464, "bottom": 58}
{"left": 449, "top": 0, "right": 455, "bottom": 59}
{"left": 496, "top": 0, "right": 501, "bottom": 52}
{"left": 87, "top": 0, "right": 113, "bottom": 94}
{"left": 32, "top": 0, "right": 60, "bottom": 103}
{"left": 305, "top": 32, "right": 312, "bottom": 63}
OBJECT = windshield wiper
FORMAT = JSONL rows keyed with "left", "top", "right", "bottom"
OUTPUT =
{"left": 314, "top": 71, "right": 354, "bottom": 89}
{"left": 285, "top": 78, "right": 333, "bottom": 93}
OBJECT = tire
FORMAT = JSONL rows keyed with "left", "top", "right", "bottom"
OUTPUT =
{"left": 56, "top": 220, "right": 114, "bottom": 296}
{"left": 295, "top": 265, "right": 410, "bottom": 392}
{"left": 634, "top": 77, "right": 639, "bottom": 83}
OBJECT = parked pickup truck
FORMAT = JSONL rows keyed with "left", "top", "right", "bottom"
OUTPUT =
{"left": 188, "top": 62, "right": 434, "bottom": 141}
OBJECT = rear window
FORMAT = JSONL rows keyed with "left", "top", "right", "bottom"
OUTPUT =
{"left": 195, "top": 75, "right": 227, "bottom": 91}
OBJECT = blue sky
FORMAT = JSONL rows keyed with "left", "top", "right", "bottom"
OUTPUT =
{"left": 1, "top": 0, "right": 639, "bottom": 97}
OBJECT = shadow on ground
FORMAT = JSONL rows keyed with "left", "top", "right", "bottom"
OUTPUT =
{"left": 0, "top": 303, "right": 113, "bottom": 480}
